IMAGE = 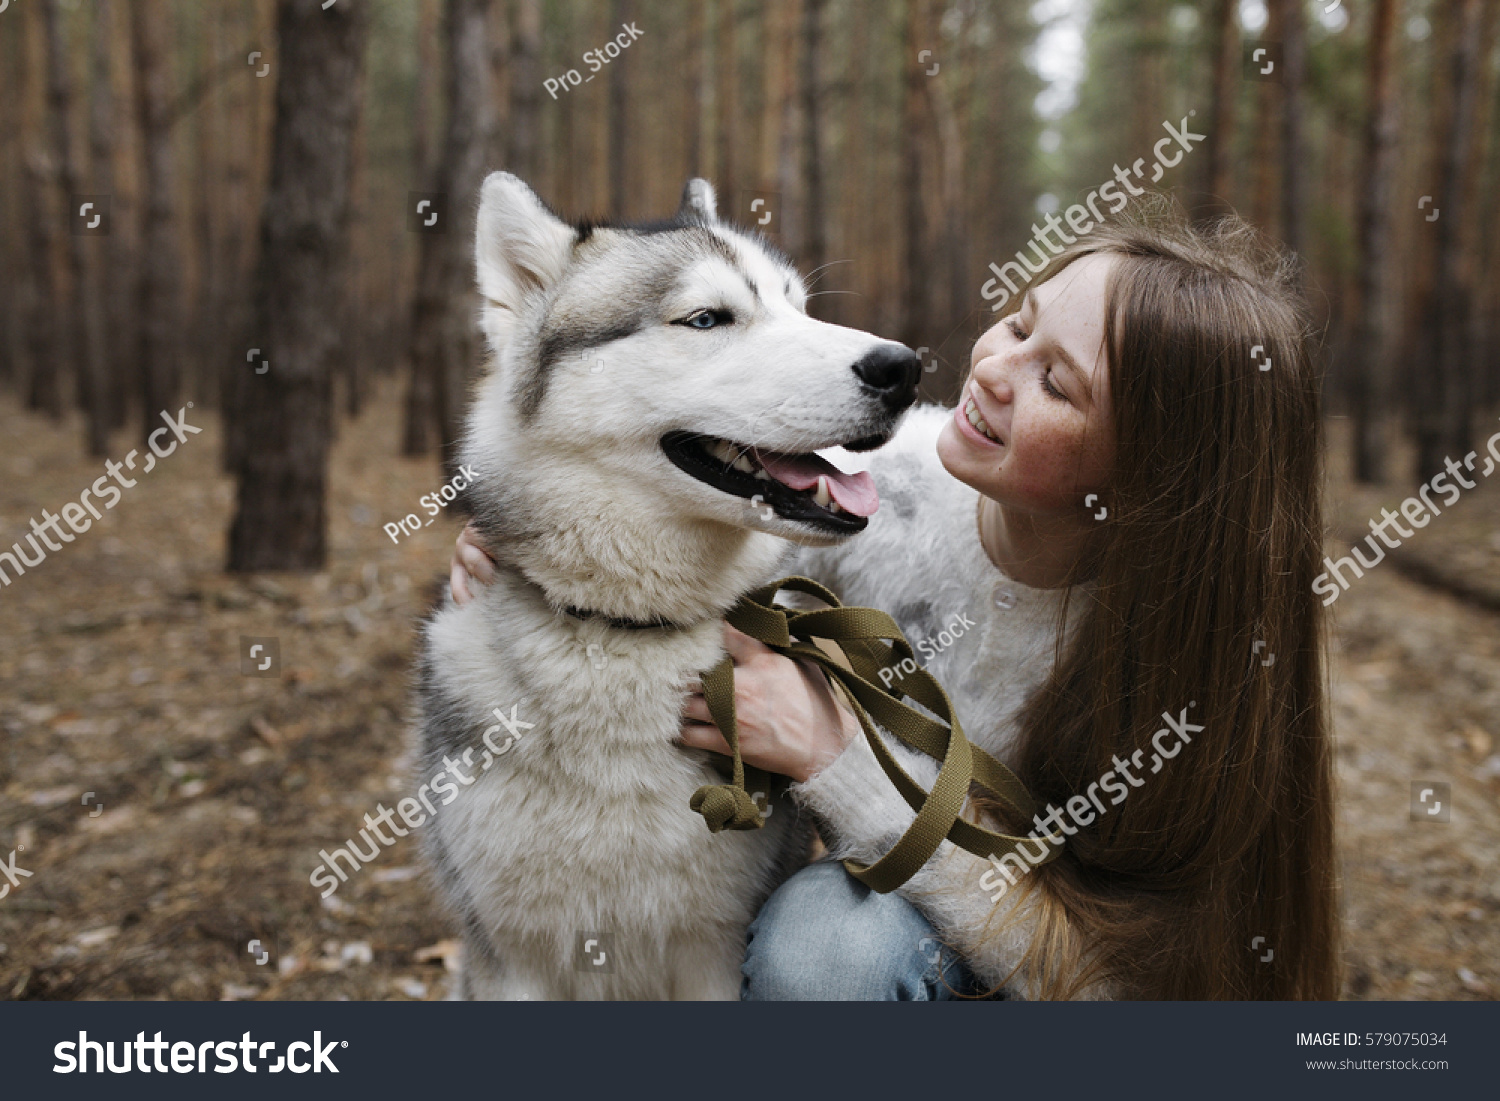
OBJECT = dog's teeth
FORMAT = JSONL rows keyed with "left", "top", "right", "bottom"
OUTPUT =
{"left": 829, "top": 501, "right": 843, "bottom": 514}
{"left": 710, "top": 441, "right": 735, "bottom": 464}
{"left": 812, "top": 476, "right": 832, "bottom": 508}
{"left": 752, "top": 469, "right": 770, "bottom": 481}
{"left": 732, "top": 456, "right": 755, "bottom": 474}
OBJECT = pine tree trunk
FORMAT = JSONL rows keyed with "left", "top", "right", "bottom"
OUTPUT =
{"left": 1250, "top": 1, "right": 1283, "bottom": 237}
{"left": 218, "top": 0, "right": 254, "bottom": 471}
{"left": 405, "top": 0, "right": 495, "bottom": 473}
{"left": 47, "top": 0, "right": 110, "bottom": 453}
{"left": 798, "top": 0, "right": 825, "bottom": 296}
{"left": 924, "top": 0, "right": 965, "bottom": 388}
{"left": 486, "top": 0, "right": 510, "bottom": 171}
{"left": 897, "top": 0, "right": 931, "bottom": 350}
{"left": 190, "top": 24, "right": 220, "bottom": 414}
{"left": 89, "top": 0, "right": 124, "bottom": 450}
{"left": 342, "top": 55, "right": 369, "bottom": 420}
{"left": 401, "top": 0, "right": 441, "bottom": 455}
{"left": 758, "top": 0, "right": 790, "bottom": 197}
{"left": 21, "top": 0, "right": 64, "bottom": 418}
{"left": 607, "top": 0, "right": 631, "bottom": 217}
{"left": 130, "top": 0, "right": 182, "bottom": 444}
{"left": 228, "top": 0, "right": 369, "bottom": 572}
{"left": 1348, "top": 0, "right": 1399, "bottom": 484}
{"left": 1433, "top": 0, "right": 1485, "bottom": 474}
{"left": 1279, "top": 0, "right": 1307, "bottom": 265}
{"left": 774, "top": 0, "right": 801, "bottom": 252}
{"left": 836, "top": 0, "right": 870, "bottom": 331}
{"left": 1198, "top": 0, "right": 1239, "bottom": 219}
{"left": 714, "top": 0, "right": 740, "bottom": 202}
{"left": 107, "top": 4, "right": 138, "bottom": 433}
{"left": 686, "top": 0, "right": 706, "bottom": 176}
{"left": 1414, "top": 0, "right": 1484, "bottom": 483}
{"left": 0, "top": 23, "right": 19, "bottom": 391}
{"left": 434, "top": 0, "right": 496, "bottom": 475}
{"left": 509, "top": 0, "right": 541, "bottom": 180}
{"left": 1457, "top": 3, "right": 1498, "bottom": 410}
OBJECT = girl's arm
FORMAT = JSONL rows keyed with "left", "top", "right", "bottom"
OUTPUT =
{"left": 678, "top": 623, "right": 1111, "bottom": 998}
{"left": 789, "top": 726, "right": 1115, "bottom": 998}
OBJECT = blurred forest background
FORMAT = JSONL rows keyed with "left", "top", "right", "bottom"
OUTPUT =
{"left": 1, "top": 0, "right": 1498, "bottom": 558}
{"left": 0, "top": 0, "right": 1498, "bottom": 1001}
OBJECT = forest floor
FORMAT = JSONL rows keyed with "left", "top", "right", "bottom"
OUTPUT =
{"left": 1, "top": 384, "right": 1497, "bottom": 1001}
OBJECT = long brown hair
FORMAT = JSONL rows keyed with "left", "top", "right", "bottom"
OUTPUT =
{"left": 979, "top": 200, "right": 1339, "bottom": 999}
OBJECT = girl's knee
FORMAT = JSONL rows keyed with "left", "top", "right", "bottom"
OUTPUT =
{"left": 742, "top": 862, "right": 949, "bottom": 1000}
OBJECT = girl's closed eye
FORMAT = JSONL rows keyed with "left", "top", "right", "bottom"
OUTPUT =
{"left": 1006, "top": 316, "right": 1067, "bottom": 402}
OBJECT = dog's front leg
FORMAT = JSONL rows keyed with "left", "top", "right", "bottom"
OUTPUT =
{"left": 667, "top": 933, "right": 746, "bottom": 1001}
{"left": 454, "top": 938, "right": 557, "bottom": 1001}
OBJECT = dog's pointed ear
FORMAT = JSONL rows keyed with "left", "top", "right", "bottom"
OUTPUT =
{"left": 475, "top": 172, "right": 574, "bottom": 310}
{"left": 677, "top": 178, "right": 718, "bottom": 225}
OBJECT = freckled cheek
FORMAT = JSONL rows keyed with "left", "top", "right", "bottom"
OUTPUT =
{"left": 1005, "top": 419, "right": 1094, "bottom": 510}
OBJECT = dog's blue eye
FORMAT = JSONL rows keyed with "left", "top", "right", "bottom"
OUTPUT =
{"left": 679, "top": 309, "right": 730, "bottom": 329}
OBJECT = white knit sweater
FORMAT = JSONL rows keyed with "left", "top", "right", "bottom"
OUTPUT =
{"left": 784, "top": 405, "right": 1113, "bottom": 999}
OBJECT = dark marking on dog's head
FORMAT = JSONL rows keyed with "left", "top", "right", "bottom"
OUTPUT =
{"left": 522, "top": 315, "right": 646, "bottom": 418}
{"left": 502, "top": 170, "right": 800, "bottom": 420}
{"left": 515, "top": 223, "right": 756, "bottom": 419}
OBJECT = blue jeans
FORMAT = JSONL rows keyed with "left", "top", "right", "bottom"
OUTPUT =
{"left": 740, "top": 859, "right": 985, "bottom": 1000}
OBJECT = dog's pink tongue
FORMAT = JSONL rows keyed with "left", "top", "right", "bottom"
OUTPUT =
{"left": 751, "top": 449, "right": 880, "bottom": 517}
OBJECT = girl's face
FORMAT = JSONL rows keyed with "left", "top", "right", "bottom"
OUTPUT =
{"left": 937, "top": 254, "right": 1117, "bottom": 516}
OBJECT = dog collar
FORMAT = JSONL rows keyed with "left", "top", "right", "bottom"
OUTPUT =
{"left": 500, "top": 562, "right": 695, "bottom": 631}
{"left": 559, "top": 604, "right": 688, "bottom": 631}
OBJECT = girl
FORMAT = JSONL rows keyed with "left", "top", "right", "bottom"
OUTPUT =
{"left": 451, "top": 201, "right": 1340, "bottom": 1000}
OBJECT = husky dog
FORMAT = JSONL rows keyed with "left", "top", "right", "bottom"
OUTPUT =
{"left": 416, "top": 173, "right": 919, "bottom": 1000}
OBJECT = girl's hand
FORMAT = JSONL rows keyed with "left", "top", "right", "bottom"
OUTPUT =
{"left": 679, "top": 624, "right": 862, "bottom": 783}
{"left": 450, "top": 523, "right": 497, "bottom": 605}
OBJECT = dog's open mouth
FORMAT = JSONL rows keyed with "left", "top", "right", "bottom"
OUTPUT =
{"left": 661, "top": 431, "right": 882, "bottom": 533}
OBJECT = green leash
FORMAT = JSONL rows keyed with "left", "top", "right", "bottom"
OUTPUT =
{"left": 689, "top": 576, "right": 1063, "bottom": 893}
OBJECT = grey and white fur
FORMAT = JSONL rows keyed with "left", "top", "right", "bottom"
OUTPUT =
{"left": 415, "top": 173, "right": 920, "bottom": 1000}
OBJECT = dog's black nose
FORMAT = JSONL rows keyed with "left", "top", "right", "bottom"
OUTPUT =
{"left": 852, "top": 344, "right": 921, "bottom": 409}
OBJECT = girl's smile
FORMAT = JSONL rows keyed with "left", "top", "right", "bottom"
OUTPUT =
{"left": 938, "top": 253, "right": 1116, "bottom": 520}
{"left": 956, "top": 380, "right": 1004, "bottom": 446}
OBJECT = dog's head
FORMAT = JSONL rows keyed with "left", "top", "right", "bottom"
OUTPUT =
{"left": 469, "top": 173, "right": 919, "bottom": 549}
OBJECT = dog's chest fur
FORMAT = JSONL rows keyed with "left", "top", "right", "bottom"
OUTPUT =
{"left": 418, "top": 568, "right": 799, "bottom": 994}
